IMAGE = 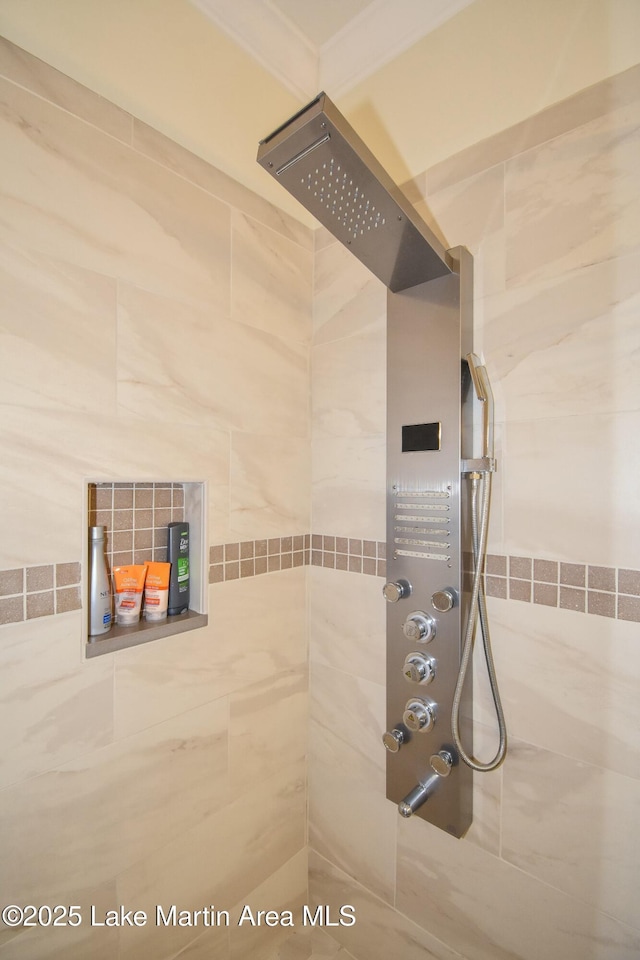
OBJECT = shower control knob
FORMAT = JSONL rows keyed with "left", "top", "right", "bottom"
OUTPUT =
{"left": 383, "top": 579, "right": 411, "bottom": 603}
{"left": 429, "top": 749, "right": 454, "bottom": 777}
{"left": 403, "top": 698, "right": 436, "bottom": 733}
{"left": 403, "top": 653, "right": 435, "bottom": 684}
{"left": 382, "top": 728, "right": 405, "bottom": 753}
{"left": 402, "top": 611, "right": 436, "bottom": 643}
{"left": 431, "top": 589, "right": 455, "bottom": 613}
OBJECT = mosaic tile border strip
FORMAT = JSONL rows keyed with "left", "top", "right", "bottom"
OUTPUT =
{"left": 0, "top": 563, "right": 82, "bottom": 625}
{"left": 207, "top": 535, "right": 388, "bottom": 584}
{"left": 485, "top": 554, "right": 640, "bottom": 622}
{"left": 208, "top": 535, "right": 310, "bottom": 583}
{"left": 310, "top": 535, "right": 386, "bottom": 578}
{"left": 2, "top": 541, "right": 639, "bottom": 625}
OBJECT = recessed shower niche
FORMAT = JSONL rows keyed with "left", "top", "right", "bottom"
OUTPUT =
{"left": 84, "top": 480, "right": 207, "bottom": 657}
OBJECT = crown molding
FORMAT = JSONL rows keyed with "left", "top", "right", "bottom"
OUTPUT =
{"left": 320, "top": 0, "right": 476, "bottom": 97}
{"left": 191, "top": 0, "right": 476, "bottom": 101}
{"left": 190, "top": 0, "right": 319, "bottom": 100}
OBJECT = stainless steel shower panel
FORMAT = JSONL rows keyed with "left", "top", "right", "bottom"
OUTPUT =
{"left": 384, "top": 248, "right": 474, "bottom": 837}
{"left": 257, "top": 93, "right": 452, "bottom": 291}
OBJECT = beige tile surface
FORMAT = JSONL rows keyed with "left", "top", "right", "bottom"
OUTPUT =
{"left": 308, "top": 721, "right": 396, "bottom": 904}
{"left": 308, "top": 566, "right": 385, "bottom": 686}
{"left": 0, "top": 407, "right": 229, "bottom": 568}
{"left": 501, "top": 410, "right": 640, "bottom": 568}
{"left": 310, "top": 662, "right": 385, "bottom": 771}
{"left": 114, "top": 570, "right": 307, "bottom": 738}
{"left": 311, "top": 317, "right": 386, "bottom": 439}
{"left": 482, "top": 598, "right": 640, "bottom": 779}
{"left": 396, "top": 815, "right": 640, "bottom": 960}
{"left": 229, "top": 849, "right": 308, "bottom": 960}
{"left": 229, "top": 669, "right": 308, "bottom": 796}
{"left": 116, "top": 761, "right": 306, "bottom": 960}
{"left": 502, "top": 739, "right": 640, "bottom": 930}
{"left": 479, "top": 251, "right": 640, "bottom": 423}
{"left": 229, "top": 434, "right": 310, "bottom": 540}
{"left": 313, "top": 242, "right": 385, "bottom": 345}
{"left": 505, "top": 97, "right": 640, "bottom": 287}
{"left": 117, "top": 283, "right": 308, "bottom": 437}
{"left": 416, "top": 163, "right": 506, "bottom": 299}
{"left": 312, "top": 436, "right": 386, "bottom": 542}
{"left": 0, "top": 613, "right": 113, "bottom": 789}
{"left": 132, "top": 119, "right": 312, "bottom": 251}
{"left": 0, "top": 880, "right": 120, "bottom": 960}
{"left": 0, "top": 36, "right": 132, "bottom": 143}
{"left": 0, "top": 246, "right": 117, "bottom": 414}
{"left": 231, "top": 211, "right": 312, "bottom": 344}
{"left": 309, "top": 851, "right": 464, "bottom": 960}
{"left": 0, "top": 698, "right": 229, "bottom": 905}
{"left": 0, "top": 77, "right": 231, "bottom": 312}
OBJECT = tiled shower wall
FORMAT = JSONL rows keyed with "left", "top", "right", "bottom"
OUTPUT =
{"left": 2, "top": 29, "right": 640, "bottom": 960}
{"left": 307, "top": 64, "right": 640, "bottom": 959}
{"left": 0, "top": 37, "right": 310, "bottom": 960}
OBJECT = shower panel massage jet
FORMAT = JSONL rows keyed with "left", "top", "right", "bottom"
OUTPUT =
{"left": 258, "top": 93, "right": 506, "bottom": 838}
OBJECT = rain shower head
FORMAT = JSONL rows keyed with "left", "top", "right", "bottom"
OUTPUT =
{"left": 257, "top": 93, "right": 452, "bottom": 292}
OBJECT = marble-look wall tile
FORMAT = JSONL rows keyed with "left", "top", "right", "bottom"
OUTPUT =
{"left": 502, "top": 739, "right": 640, "bottom": 930}
{"left": 308, "top": 721, "right": 396, "bottom": 904}
{"left": 117, "top": 283, "right": 308, "bottom": 437}
{"left": 481, "top": 599, "right": 640, "bottom": 781}
{"left": 231, "top": 211, "right": 312, "bottom": 344}
{"left": 0, "top": 407, "right": 229, "bottom": 568}
{"left": 0, "top": 77, "right": 231, "bottom": 313}
{"left": 313, "top": 242, "right": 386, "bottom": 345}
{"left": 114, "top": 570, "right": 307, "bottom": 738}
{"left": 229, "top": 669, "right": 308, "bottom": 796}
{"left": 132, "top": 118, "right": 312, "bottom": 251}
{"left": 310, "top": 662, "right": 386, "bottom": 771}
{"left": 165, "top": 933, "right": 230, "bottom": 960}
{"left": 416, "top": 163, "right": 506, "bottom": 299}
{"left": 229, "top": 849, "right": 308, "bottom": 960}
{"left": 229, "top": 434, "right": 310, "bottom": 540}
{"left": 0, "top": 613, "right": 113, "bottom": 789}
{"left": 312, "top": 317, "right": 386, "bottom": 438}
{"left": 505, "top": 98, "right": 640, "bottom": 288}
{"left": 478, "top": 252, "right": 640, "bottom": 423}
{"left": 502, "top": 410, "right": 640, "bottom": 567}
{"left": 0, "top": 36, "right": 133, "bottom": 143}
{"left": 312, "top": 436, "right": 386, "bottom": 542}
{"left": 0, "top": 880, "right": 120, "bottom": 960}
{"left": 308, "top": 851, "right": 464, "bottom": 960}
{"left": 396, "top": 816, "right": 640, "bottom": 960}
{"left": 0, "top": 246, "right": 117, "bottom": 414}
{"left": 0, "top": 698, "right": 229, "bottom": 906}
{"left": 116, "top": 761, "right": 305, "bottom": 960}
{"left": 308, "top": 566, "right": 385, "bottom": 686}
{"left": 464, "top": 720, "right": 502, "bottom": 857}
{"left": 425, "top": 63, "right": 640, "bottom": 195}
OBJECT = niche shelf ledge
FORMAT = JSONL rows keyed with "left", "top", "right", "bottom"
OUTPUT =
{"left": 86, "top": 609, "right": 207, "bottom": 658}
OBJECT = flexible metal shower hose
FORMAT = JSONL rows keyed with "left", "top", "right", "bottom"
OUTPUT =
{"left": 451, "top": 473, "right": 507, "bottom": 771}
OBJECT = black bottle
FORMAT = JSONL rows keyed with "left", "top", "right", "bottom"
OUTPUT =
{"left": 167, "top": 521, "right": 190, "bottom": 615}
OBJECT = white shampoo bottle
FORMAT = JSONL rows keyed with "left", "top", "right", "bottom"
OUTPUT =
{"left": 88, "top": 525, "right": 112, "bottom": 636}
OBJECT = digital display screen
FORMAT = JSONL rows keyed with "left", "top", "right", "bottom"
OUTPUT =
{"left": 402, "top": 422, "right": 441, "bottom": 452}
